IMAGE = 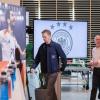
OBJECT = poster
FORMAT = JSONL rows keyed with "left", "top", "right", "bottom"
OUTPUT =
{"left": 0, "top": 3, "right": 26, "bottom": 61}
{"left": 34, "top": 20, "right": 87, "bottom": 58}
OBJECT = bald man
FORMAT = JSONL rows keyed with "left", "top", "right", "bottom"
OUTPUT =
{"left": 89, "top": 35, "right": 100, "bottom": 100}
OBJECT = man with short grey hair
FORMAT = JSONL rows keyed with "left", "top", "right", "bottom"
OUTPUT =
{"left": 89, "top": 35, "right": 100, "bottom": 100}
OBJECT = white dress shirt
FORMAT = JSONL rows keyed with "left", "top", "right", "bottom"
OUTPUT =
{"left": 92, "top": 47, "right": 100, "bottom": 68}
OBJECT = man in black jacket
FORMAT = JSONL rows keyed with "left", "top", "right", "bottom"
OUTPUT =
{"left": 31, "top": 29, "right": 66, "bottom": 100}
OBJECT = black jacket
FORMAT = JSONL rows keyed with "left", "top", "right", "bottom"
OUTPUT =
{"left": 33, "top": 41, "right": 66, "bottom": 74}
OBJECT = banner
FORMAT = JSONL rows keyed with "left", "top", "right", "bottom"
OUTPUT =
{"left": 34, "top": 20, "right": 87, "bottom": 58}
{"left": 0, "top": 3, "right": 26, "bottom": 61}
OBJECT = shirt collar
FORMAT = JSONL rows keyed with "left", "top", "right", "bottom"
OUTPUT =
{"left": 45, "top": 40, "right": 53, "bottom": 47}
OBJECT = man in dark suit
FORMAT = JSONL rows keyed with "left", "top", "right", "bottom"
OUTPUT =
{"left": 31, "top": 29, "right": 66, "bottom": 100}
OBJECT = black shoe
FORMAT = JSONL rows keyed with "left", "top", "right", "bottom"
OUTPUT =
{"left": 98, "top": 93, "right": 100, "bottom": 99}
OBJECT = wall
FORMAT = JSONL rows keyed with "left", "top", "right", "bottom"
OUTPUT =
{"left": 1, "top": 0, "right": 20, "bottom": 5}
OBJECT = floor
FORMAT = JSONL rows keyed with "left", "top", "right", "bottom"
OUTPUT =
{"left": 61, "top": 85, "right": 99, "bottom": 100}
{"left": 26, "top": 69, "right": 100, "bottom": 100}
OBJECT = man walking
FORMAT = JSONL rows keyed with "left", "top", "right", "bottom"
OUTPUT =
{"left": 31, "top": 29, "right": 66, "bottom": 100}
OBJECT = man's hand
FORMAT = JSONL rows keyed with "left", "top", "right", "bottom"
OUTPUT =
{"left": 88, "top": 60, "right": 98, "bottom": 70}
{"left": 93, "top": 61, "right": 98, "bottom": 66}
{"left": 30, "top": 68, "right": 37, "bottom": 74}
{"left": 88, "top": 60, "right": 98, "bottom": 66}
{"left": 88, "top": 60, "right": 94, "bottom": 70}
{"left": 30, "top": 68, "right": 35, "bottom": 73}
{"left": 88, "top": 60, "right": 94, "bottom": 66}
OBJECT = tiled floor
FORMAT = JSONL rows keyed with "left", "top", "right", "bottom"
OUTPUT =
{"left": 61, "top": 86, "right": 91, "bottom": 100}
{"left": 61, "top": 72, "right": 99, "bottom": 100}
{"left": 27, "top": 71, "right": 100, "bottom": 100}
{"left": 61, "top": 85, "right": 100, "bottom": 100}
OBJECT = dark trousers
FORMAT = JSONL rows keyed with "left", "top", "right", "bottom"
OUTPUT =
{"left": 90, "top": 68, "right": 100, "bottom": 100}
{"left": 43, "top": 72, "right": 58, "bottom": 100}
